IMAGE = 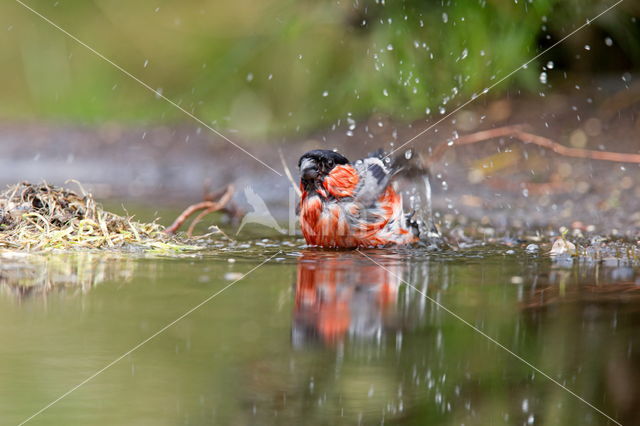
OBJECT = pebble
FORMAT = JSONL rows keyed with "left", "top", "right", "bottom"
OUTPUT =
{"left": 525, "top": 244, "right": 539, "bottom": 253}
{"left": 224, "top": 272, "right": 244, "bottom": 281}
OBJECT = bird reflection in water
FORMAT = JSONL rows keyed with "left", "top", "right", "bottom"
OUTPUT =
{"left": 292, "top": 251, "right": 407, "bottom": 347}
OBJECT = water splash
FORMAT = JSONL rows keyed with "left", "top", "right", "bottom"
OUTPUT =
{"left": 404, "top": 170, "right": 440, "bottom": 245}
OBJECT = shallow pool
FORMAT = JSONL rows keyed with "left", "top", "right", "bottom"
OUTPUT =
{"left": 1, "top": 241, "right": 637, "bottom": 425}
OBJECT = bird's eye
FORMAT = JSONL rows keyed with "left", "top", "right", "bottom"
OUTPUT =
{"left": 327, "top": 160, "right": 334, "bottom": 168}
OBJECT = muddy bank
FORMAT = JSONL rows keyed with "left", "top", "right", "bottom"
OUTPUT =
{"left": 1, "top": 74, "right": 639, "bottom": 235}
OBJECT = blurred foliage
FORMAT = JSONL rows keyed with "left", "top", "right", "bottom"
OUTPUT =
{"left": 0, "top": 0, "right": 638, "bottom": 139}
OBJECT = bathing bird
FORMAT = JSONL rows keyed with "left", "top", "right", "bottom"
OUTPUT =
{"left": 298, "top": 149, "right": 420, "bottom": 248}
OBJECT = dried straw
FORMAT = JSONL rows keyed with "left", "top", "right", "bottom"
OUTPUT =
{"left": 0, "top": 182, "right": 199, "bottom": 252}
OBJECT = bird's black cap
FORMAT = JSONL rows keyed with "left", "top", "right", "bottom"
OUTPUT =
{"left": 298, "top": 150, "right": 350, "bottom": 168}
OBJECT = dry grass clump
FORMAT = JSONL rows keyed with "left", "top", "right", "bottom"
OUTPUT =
{"left": 0, "top": 182, "right": 196, "bottom": 251}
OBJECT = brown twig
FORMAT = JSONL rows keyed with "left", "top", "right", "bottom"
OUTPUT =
{"left": 428, "top": 125, "right": 640, "bottom": 166}
{"left": 485, "top": 176, "right": 570, "bottom": 195}
{"left": 164, "top": 202, "right": 213, "bottom": 234}
{"left": 165, "top": 185, "right": 234, "bottom": 235}
{"left": 186, "top": 187, "right": 234, "bottom": 236}
{"left": 428, "top": 125, "right": 523, "bottom": 165}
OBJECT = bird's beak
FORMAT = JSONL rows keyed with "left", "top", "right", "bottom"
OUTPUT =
{"left": 299, "top": 158, "right": 319, "bottom": 181}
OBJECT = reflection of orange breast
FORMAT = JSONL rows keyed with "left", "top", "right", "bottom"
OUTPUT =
{"left": 317, "top": 303, "right": 350, "bottom": 341}
{"left": 294, "top": 253, "right": 401, "bottom": 345}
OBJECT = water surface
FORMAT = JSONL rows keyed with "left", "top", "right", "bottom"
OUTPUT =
{"left": 1, "top": 242, "right": 638, "bottom": 425}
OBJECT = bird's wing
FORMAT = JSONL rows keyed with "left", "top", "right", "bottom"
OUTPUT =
{"left": 351, "top": 156, "right": 392, "bottom": 207}
{"left": 321, "top": 150, "right": 417, "bottom": 207}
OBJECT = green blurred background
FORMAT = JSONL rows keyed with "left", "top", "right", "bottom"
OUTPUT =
{"left": 0, "top": 0, "right": 638, "bottom": 139}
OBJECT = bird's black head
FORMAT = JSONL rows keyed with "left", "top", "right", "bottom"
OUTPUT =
{"left": 298, "top": 149, "right": 350, "bottom": 189}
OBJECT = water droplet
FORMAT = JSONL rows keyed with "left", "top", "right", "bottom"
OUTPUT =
{"left": 404, "top": 150, "right": 413, "bottom": 160}
{"left": 382, "top": 89, "right": 389, "bottom": 97}
{"left": 246, "top": 73, "right": 254, "bottom": 82}
{"left": 546, "top": 60, "right": 554, "bottom": 69}
{"left": 322, "top": 90, "right": 329, "bottom": 97}
{"left": 439, "top": 106, "right": 446, "bottom": 114}
{"left": 442, "top": 13, "right": 448, "bottom": 23}
{"left": 386, "top": 43, "right": 394, "bottom": 51}
{"left": 143, "top": 59, "right": 149, "bottom": 68}
{"left": 584, "top": 44, "right": 591, "bottom": 51}
{"left": 539, "top": 72, "right": 548, "bottom": 84}
{"left": 605, "top": 37, "right": 613, "bottom": 47}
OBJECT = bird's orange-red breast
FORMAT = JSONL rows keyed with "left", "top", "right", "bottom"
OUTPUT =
{"left": 298, "top": 149, "right": 419, "bottom": 248}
